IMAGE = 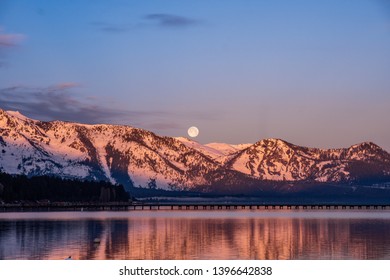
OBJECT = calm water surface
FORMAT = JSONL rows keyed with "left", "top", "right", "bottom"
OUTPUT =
{"left": 1, "top": 210, "right": 390, "bottom": 260}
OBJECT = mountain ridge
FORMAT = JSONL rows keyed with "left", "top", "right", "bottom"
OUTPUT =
{"left": 1, "top": 108, "right": 389, "bottom": 192}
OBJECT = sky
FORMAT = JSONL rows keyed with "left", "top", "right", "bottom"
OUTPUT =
{"left": 0, "top": 0, "right": 389, "bottom": 151}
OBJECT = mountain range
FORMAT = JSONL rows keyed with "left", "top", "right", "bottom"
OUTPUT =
{"left": 1, "top": 109, "right": 390, "bottom": 194}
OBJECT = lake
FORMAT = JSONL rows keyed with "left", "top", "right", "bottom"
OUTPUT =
{"left": 1, "top": 210, "right": 390, "bottom": 260}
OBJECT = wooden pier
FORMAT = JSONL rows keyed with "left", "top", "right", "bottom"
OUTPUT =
{"left": 1, "top": 202, "right": 390, "bottom": 212}
{"left": 126, "top": 204, "right": 390, "bottom": 211}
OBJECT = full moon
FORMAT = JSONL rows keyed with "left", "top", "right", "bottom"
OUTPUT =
{"left": 187, "top": 126, "right": 199, "bottom": 138}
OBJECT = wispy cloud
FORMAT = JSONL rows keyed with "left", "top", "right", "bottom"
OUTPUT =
{"left": 144, "top": 14, "right": 199, "bottom": 28}
{"left": 0, "top": 84, "right": 182, "bottom": 130}
{"left": 91, "top": 14, "right": 199, "bottom": 34}
{"left": 0, "top": 27, "right": 25, "bottom": 47}
{"left": 0, "top": 27, "right": 25, "bottom": 67}
{"left": 50, "top": 82, "right": 81, "bottom": 90}
{"left": 91, "top": 21, "right": 131, "bottom": 33}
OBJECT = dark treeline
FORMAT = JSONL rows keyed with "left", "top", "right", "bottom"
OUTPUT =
{"left": 0, "top": 172, "right": 130, "bottom": 203}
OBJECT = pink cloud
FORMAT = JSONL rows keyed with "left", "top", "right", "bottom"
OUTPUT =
{"left": 0, "top": 27, "right": 25, "bottom": 47}
{"left": 52, "top": 82, "right": 82, "bottom": 90}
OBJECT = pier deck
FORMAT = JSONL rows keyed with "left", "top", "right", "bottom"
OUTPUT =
{"left": 1, "top": 202, "right": 390, "bottom": 212}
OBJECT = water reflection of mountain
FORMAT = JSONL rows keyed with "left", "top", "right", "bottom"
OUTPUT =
{"left": 1, "top": 213, "right": 390, "bottom": 259}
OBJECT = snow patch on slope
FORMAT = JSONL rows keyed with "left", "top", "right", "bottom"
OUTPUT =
{"left": 175, "top": 137, "right": 224, "bottom": 159}
{"left": 5, "top": 111, "right": 34, "bottom": 122}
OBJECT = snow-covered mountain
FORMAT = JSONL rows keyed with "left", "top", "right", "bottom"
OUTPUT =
{"left": 0, "top": 109, "right": 220, "bottom": 190}
{"left": 227, "top": 138, "right": 390, "bottom": 183}
{"left": 1, "top": 109, "right": 389, "bottom": 191}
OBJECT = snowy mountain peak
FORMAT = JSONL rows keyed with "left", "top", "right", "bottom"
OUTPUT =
{"left": 175, "top": 136, "right": 226, "bottom": 160}
{"left": 250, "top": 138, "right": 295, "bottom": 151}
{"left": 228, "top": 137, "right": 390, "bottom": 182}
{"left": 205, "top": 142, "right": 251, "bottom": 154}
{"left": 349, "top": 141, "right": 382, "bottom": 150}
{"left": 174, "top": 136, "right": 198, "bottom": 144}
{"left": 5, "top": 110, "right": 31, "bottom": 121}
{"left": 175, "top": 138, "right": 252, "bottom": 164}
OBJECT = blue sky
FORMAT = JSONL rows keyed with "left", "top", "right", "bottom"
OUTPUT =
{"left": 0, "top": 0, "right": 389, "bottom": 151}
